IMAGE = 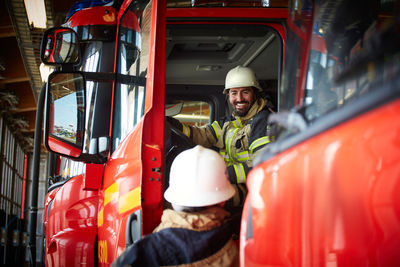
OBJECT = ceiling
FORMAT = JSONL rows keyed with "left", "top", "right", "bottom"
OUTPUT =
{"left": 1, "top": 0, "right": 74, "bottom": 152}
{"left": 165, "top": 23, "right": 280, "bottom": 86}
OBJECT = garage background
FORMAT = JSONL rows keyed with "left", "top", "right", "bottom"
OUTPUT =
{"left": 1, "top": 0, "right": 74, "bottom": 265}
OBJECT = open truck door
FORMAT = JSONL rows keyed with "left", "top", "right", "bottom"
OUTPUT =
{"left": 97, "top": 0, "right": 166, "bottom": 263}
{"left": 40, "top": 0, "right": 166, "bottom": 265}
{"left": 240, "top": 0, "right": 400, "bottom": 266}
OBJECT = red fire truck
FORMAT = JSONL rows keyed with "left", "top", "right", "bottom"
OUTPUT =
{"left": 34, "top": 0, "right": 400, "bottom": 266}
{"left": 35, "top": 0, "right": 289, "bottom": 266}
{"left": 240, "top": 0, "right": 400, "bottom": 266}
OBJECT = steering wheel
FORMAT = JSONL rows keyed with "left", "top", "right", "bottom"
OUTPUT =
{"left": 165, "top": 121, "right": 195, "bottom": 158}
{"left": 164, "top": 121, "right": 196, "bottom": 187}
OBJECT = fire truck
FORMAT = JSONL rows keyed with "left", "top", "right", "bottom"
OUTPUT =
{"left": 35, "top": 0, "right": 289, "bottom": 265}
{"left": 240, "top": 0, "right": 400, "bottom": 266}
{"left": 33, "top": 0, "right": 400, "bottom": 266}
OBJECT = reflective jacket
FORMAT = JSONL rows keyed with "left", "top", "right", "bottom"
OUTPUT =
{"left": 181, "top": 98, "right": 272, "bottom": 187}
{"left": 112, "top": 207, "right": 238, "bottom": 267}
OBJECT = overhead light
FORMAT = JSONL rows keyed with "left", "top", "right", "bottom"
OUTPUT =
{"left": 24, "top": 0, "right": 47, "bottom": 29}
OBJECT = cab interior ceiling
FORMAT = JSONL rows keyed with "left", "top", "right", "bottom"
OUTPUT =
{"left": 165, "top": 24, "right": 280, "bottom": 101}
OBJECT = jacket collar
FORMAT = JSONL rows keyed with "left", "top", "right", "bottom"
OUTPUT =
{"left": 154, "top": 207, "right": 230, "bottom": 232}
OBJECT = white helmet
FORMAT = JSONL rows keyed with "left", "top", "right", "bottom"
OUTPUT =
{"left": 223, "top": 65, "right": 262, "bottom": 94}
{"left": 164, "top": 145, "right": 235, "bottom": 207}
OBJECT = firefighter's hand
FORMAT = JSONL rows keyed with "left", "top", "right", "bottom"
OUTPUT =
{"left": 165, "top": 116, "right": 182, "bottom": 130}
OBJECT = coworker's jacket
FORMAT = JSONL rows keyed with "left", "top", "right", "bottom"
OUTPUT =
{"left": 112, "top": 207, "right": 239, "bottom": 267}
{"left": 180, "top": 98, "right": 272, "bottom": 204}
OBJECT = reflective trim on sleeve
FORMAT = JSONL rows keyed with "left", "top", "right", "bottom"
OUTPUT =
{"left": 182, "top": 124, "right": 191, "bottom": 138}
{"left": 233, "top": 163, "right": 246, "bottom": 183}
{"left": 219, "top": 151, "right": 230, "bottom": 162}
{"left": 235, "top": 151, "right": 250, "bottom": 162}
{"left": 249, "top": 136, "right": 270, "bottom": 153}
{"left": 232, "top": 118, "right": 243, "bottom": 128}
{"left": 211, "top": 121, "right": 222, "bottom": 140}
{"left": 225, "top": 128, "right": 239, "bottom": 161}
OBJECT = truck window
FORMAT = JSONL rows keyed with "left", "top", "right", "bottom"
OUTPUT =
{"left": 173, "top": 100, "right": 210, "bottom": 127}
{"left": 302, "top": 1, "right": 398, "bottom": 122}
{"left": 112, "top": 0, "right": 151, "bottom": 151}
{"left": 165, "top": 23, "right": 283, "bottom": 119}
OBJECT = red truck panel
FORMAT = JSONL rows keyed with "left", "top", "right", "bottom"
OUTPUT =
{"left": 45, "top": 176, "right": 99, "bottom": 267}
{"left": 241, "top": 99, "right": 400, "bottom": 266}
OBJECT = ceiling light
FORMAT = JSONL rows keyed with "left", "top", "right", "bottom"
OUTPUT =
{"left": 24, "top": 0, "right": 47, "bottom": 29}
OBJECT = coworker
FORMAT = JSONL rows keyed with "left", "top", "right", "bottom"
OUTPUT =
{"left": 112, "top": 145, "right": 238, "bottom": 267}
{"left": 168, "top": 66, "right": 274, "bottom": 207}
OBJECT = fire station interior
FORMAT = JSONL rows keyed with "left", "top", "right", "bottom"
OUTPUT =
{"left": 0, "top": 0, "right": 282, "bottom": 264}
{"left": 2, "top": 0, "right": 400, "bottom": 265}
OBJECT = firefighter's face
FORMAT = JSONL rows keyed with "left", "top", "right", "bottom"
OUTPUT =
{"left": 229, "top": 87, "right": 256, "bottom": 117}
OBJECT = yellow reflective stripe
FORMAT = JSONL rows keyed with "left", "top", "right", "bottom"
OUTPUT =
{"left": 220, "top": 151, "right": 232, "bottom": 166}
{"left": 235, "top": 151, "right": 250, "bottom": 162}
{"left": 233, "top": 164, "right": 246, "bottom": 183}
{"left": 104, "top": 182, "right": 119, "bottom": 205}
{"left": 232, "top": 118, "right": 243, "bottom": 128}
{"left": 119, "top": 187, "right": 141, "bottom": 214}
{"left": 182, "top": 124, "right": 191, "bottom": 138}
{"left": 219, "top": 151, "right": 229, "bottom": 160}
{"left": 211, "top": 121, "right": 222, "bottom": 140}
{"left": 225, "top": 128, "right": 239, "bottom": 161}
{"left": 98, "top": 208, "right": 104, "bottom": 227}
{"left": 249, "top": 136, "right": 270, "bottom": 153}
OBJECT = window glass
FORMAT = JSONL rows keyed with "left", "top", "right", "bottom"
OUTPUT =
{"left": 173, "top": 101, "right": 210, "bottom": 127}
{"left": 280, "top": 27, "right": 303, "bottom": 110}
{"left": 112, "top": 0, "right": 151, "bottom": 151}
{"left": 279, "top": 0, "right": 313, "bottom": 111}
{"left": 303, "top": 0, "right": 399, "bottom": 121}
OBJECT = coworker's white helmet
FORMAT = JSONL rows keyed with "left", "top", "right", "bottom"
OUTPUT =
{"left": 164, "top": 145, "right": 235, "bottom": 207}
{"left": 223, "top": 65, "right": 262, "bottom": 94}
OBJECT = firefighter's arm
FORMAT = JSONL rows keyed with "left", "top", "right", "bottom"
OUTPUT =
{"left": 166, "top": 116, "right": 218, "bottom": 148}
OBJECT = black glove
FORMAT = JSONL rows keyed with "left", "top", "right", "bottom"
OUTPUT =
{"left": 165, "top": 116, "right": 182, "bottom": 130}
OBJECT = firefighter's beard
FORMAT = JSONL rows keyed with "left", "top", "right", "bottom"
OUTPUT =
{"left": 233, "top": 101, "right": 252, "bottom": 117}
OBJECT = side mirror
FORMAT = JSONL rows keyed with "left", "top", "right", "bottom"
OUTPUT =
{"left": 40, "top": 27, "right": 81, "bottom": 65}
{"left": 44, "top": 72, "right": 86, "bottom": 158}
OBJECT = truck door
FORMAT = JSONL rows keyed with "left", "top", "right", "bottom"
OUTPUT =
{"left": 97, "top": 0, "right": 166, "bottom": 265}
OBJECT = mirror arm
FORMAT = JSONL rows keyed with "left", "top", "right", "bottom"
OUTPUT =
{"left": 89, "top": 136, "right": 110, "bottom": 163}
{"left": 59, "top": 65, "right": 75, "bottom": 72}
